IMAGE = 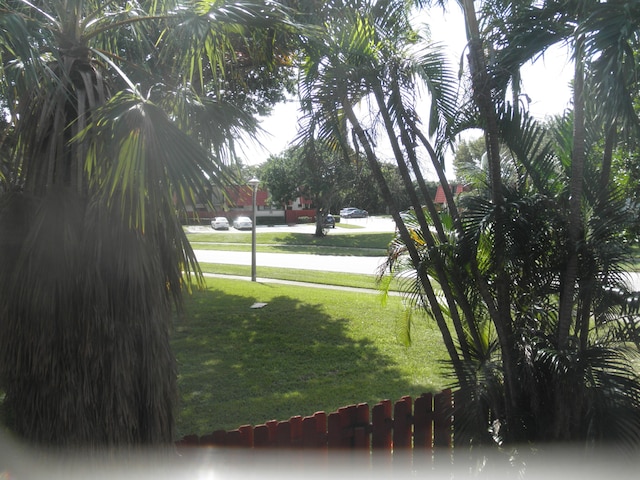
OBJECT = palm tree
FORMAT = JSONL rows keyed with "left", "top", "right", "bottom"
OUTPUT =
{"left": 298, "top": 0, "right": 492, "bottom": 398}
{"left": 477, "top": 0, "right": 640, "bottom": 438}
{"left": 0, "top": 0, "right": 295, "bottom": 447}
{"left": 297, "top": 0, "right": 640, "bottom": 450}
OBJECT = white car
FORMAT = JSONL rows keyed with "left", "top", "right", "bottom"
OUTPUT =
{"left": 340, "top": 207, "right": 357, "bottom": 217}
{"left": 233, "top": 216, "right": 253, "bottom": 230}
{"left": 211, "top": 216, "right": 230, "bottom": 230}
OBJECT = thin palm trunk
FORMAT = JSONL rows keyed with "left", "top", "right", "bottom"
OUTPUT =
{"left": 343, "top": 98, "right": 465, "bottom": 378}
{"left": 410, "top": 125, "right": 498, "bottom": 354}
{"left": 461, "top": 0, "right": 519, "bottom": 438}
{"left": 600, "top": 122, "right": 616, "bottom": 192}
{"left": 391, "top": 93, "right": 484, "bottom": 354}
{"left": 558, "top": 33, "right": 586, "bottom": 351}
{"left": 413, "top": 127, "right": 462, "bottom": 236}
{"left": 370, "top": 84, "right": 475, "bottom": 359}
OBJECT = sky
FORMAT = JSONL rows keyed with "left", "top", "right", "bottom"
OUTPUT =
{"left": 238, "top": 6, "right": 574, "bottom": 173}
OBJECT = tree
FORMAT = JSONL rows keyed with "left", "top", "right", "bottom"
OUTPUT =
{"left": 260, "top": 143, "right": 352, "bottom": 235}
{"left": 298, "top": 0, "right": 471, "bottom": 387}
{"left": 0, "top": 0, "right": 295, "bottom": 447}
{"left": 476, "top": 0, "right": 640, "bottom": 441}
{"left": 259, "top": 151, "right": 301, "bottom": 207}
{"left": 338, "top": 160, "right": 415, "bottom": 214}
{"left": 299, "top": 0, "right": 640, "bottom": 453}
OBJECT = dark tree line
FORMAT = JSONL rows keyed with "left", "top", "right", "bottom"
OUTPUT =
{"left": 258, "top": 144, "right": 426, "bottom": 216}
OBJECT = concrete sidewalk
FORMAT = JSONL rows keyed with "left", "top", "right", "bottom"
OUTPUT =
{"left": 194, "top": 249, "right": 387, "bottom": 276}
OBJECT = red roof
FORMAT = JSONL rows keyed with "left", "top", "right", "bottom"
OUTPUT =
{"left": 434, "top": 184, "right": 468, "bottom": 204}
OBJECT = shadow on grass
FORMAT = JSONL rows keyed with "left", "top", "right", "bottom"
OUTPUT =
{"left": 172, "top": 286, "right": 433, "bottom": 437}
{"left": 262, "top": 232, "right": 393, "bottom": 251}
{"left": 187, "top": 231, "right": 393, "bottom": 254}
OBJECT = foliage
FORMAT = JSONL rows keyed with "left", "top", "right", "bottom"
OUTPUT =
{"left": 259, "top": 145, "right": 414, "bottom": 215}
{"left": 0, "top": 0, "right": 297, "bottom": 447}
{"left": 259, "top": 151, "right": 302, "bottom": 207}
{"left": 452, "top": 135, "right": 486, "bottom": 184}
{"left": 296, "top": 0, "right": 640, "bottom": 454}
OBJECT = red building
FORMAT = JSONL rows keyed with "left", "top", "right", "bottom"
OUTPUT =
{"left": 224, "top": 185, "right": 270, "bottom": 211}
{"left": 434, "top": 183, "right": 469, "bottom": 207}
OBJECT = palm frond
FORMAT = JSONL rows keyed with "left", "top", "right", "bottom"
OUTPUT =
{"left": 497, "top": 104, "right": 563, "bottom": 195}
{"left": 581, "top": 1, "right": 640, "bottom": 135}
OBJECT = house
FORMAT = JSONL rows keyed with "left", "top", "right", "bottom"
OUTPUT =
{"left": 434, "top": 183, "right": 469, "bottom": 207}
{"left": 183, "top": 183, "right": 325, "bottom": 226}
{"left": 184, "top": 183, "right": 299, "bottom": 225}
{"left": 224, "top": 185, "right": 270, "bottom": 213}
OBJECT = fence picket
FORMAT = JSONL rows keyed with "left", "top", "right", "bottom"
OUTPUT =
{"left": 276, "top": 420, "right": 291, "bottom": 447}
{"left": 354, "top": 403, "right": 370, "bottom": 449}
{"left": 302, "top": 412, "right": 327, "bottom": 448}
{"left": 413, "top": 393, "right": 434, "bottom": 449}
{"left": 254, "top": 424, "right": 270, "bottom": 447}
{"left": 371, "top": 399, "right": 392, "bottom": 450}
{"left": 289, "top": 416, "right": 303, "bottom": 447}
{"left": 392, "top": 396, "right": 412, "bottom": 449}
{"left": 327, "top": 411, "right": 343, "bottom": 449}
{"left": 433, "top": 389, "right": 453, "bottom": 448}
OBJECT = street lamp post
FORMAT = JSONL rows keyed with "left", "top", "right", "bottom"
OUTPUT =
{"left": 248, "top": 177, "right": 260, "bottom": 282}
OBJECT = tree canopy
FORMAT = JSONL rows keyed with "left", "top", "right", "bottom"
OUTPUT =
{"left": 3, "top": 0, "right": 640, "bottom": 457}
{"left": 0, "top": 0, "right": 298, "bottom": 447}
{"left": 294, "top": 0, "right": 640, "bottom": 452}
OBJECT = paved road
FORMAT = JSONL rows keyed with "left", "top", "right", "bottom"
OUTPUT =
{"left": 189, "top": 216, "right": 640, "bottom": 290}
{"left": 194, "top": 248, "right": 640, "bottom": 290}
{"left": 194, "top": 249, "right": 388, "bottom": 276}
{"left": 190, "top": 215, "right": 394, "bottom": 277}
{"left": 186, "top": 215, "right": 397, "bottom": 235}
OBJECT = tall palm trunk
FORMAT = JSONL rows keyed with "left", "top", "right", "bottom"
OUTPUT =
{"left": 558, "top": 33, "right": 586, "bottom": 351}
{"left": 342, "top": 98, "right": 465, "bottom": 379}
{"left": 385, "top": 81, "right": 484, "bottom": 355}
{"left": 554, "top": 32, "right": 587, "bottom": 441}
{"left": 599, "top": 122, "right": 616, "bottom": 192}
{"left": 370, "top": 84, "right": 476, "bottom": 359}
{"left": 0, "top": 30, "right": 179, "bottom": 448}
{"left": 0, "top": 193, "right": 178, "bottom": 446}
{"left": 460, "top": 0, "right": 520, "bottom": 439}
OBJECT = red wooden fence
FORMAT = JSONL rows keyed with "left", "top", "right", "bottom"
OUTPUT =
{"left": 176, "top": 390, "right": 454, "bottom": 453}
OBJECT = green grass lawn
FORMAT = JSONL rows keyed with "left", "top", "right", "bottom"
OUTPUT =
{"left": 198, "top": 263, "right": 403, "bottom": 291}
{"left": 174, "top": 234, "right": 639, "bottom": 439}
{"left": 172, "top": 277, "right": 450, "bottom": 439}
{"left": 186, "top": 231, "right": 394, "bottom": 256}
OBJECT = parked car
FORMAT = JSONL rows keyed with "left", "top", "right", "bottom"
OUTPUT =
{"left": 211, "top": 216, "right": 230, "bottom": 230}
{"left": 233, "top": 216, "right": 253, "bottom": 230}
{"left": 341, "top": 208, "right": 368, "bottom": 218}
{"left": 340, "top": 207, "right": 356, "bottom": 217}
{"left": 322, "top": 214, "right": 336, "bottom": 228}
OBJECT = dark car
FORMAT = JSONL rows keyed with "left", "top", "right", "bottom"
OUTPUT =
{"left": 322, "top": 214, "right": 336, "bottom": 228}
{"left": 341, "top": 208, "right": 368, "bottom": 218}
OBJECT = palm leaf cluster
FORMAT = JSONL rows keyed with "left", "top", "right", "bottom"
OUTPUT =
{"left": 0, "top": 0, "right": 296, "bottom": 447}
{"left": 298, "top": 0, "right": 640, "bottom": 451}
